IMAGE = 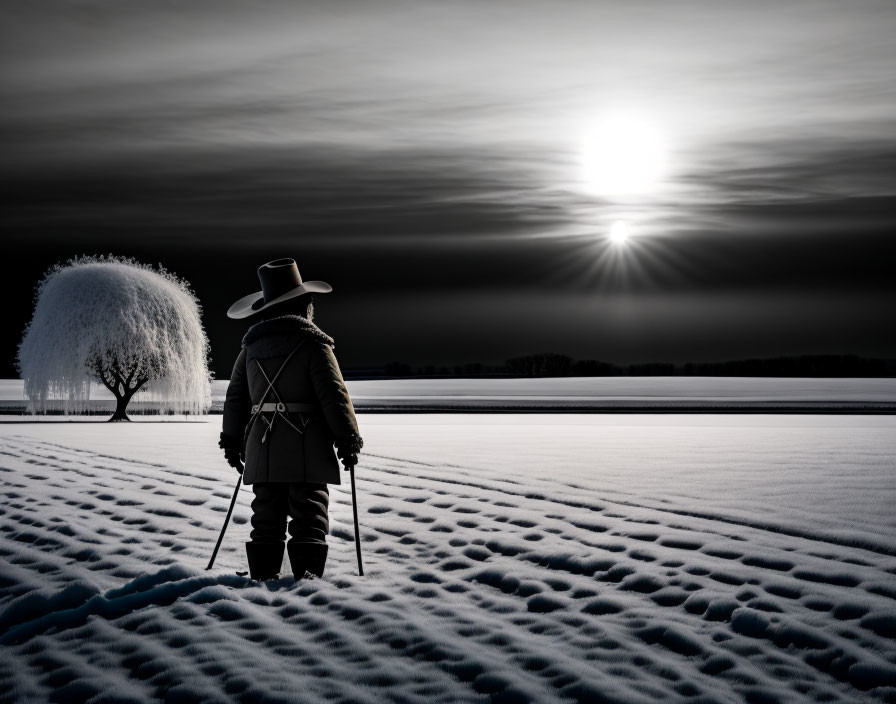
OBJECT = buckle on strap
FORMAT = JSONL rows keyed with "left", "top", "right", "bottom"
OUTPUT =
{"left": 253, "top": 402, "right": 317, "bottom": 414}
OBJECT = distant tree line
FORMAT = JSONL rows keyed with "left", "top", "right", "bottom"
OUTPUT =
{"left": 345, "top": 353, "right": 896, "bottom": 379}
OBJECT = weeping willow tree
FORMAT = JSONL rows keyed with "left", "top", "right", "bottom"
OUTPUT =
{"left": 18, "top": 255, "right": 211, "bottom": 420}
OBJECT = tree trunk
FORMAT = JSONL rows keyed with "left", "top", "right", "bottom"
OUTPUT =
{"left": 108, "top": 392, "right": 133, "bottom": 422}
{"left": 96, "top": 365, "right": 147, "bottom": 422}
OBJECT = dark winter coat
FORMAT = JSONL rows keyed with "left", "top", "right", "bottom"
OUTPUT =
{"left": 220, "top": 315, "right": 362, "bottom": 485}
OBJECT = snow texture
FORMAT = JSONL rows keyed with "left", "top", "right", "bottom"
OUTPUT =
{"left": 0, "top": 414, "right": 894, "bottom": 703}
{"left": 2, "top": 377, "right": 895, "bottom": 414}
{"left": 315, "top": 377, "right": 896, "bottom": 412}
{"left": 17, "top": 256, "right": 210, "bottom": 415}
{"left": 338, "top": 376, "right": 896, "bottom": 403}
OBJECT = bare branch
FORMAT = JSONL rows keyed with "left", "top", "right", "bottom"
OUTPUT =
{"left": 97, "top": 369, "right": 118, "bottom": 396}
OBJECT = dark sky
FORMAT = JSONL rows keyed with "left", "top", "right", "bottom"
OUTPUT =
{"left": 2, "top": 0, "right": 895, "bottom": 378}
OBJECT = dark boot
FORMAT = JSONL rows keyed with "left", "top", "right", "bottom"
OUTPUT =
{"left": 287, "top": 541, "right": 328, "bottom": 579}
{"left": 245, "top": 541, "right": 284, "bottom": 580}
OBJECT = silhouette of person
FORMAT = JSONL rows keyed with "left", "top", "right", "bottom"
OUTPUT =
{"left": 219, "top": 258, "right": 362, "bottom": 579}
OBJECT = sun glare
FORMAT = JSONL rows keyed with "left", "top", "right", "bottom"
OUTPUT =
{"left": 609, "top": 220, "right": 630, "bottom": 245}
{"left": 582, "top": 112, "right": 666, "bottom": 197}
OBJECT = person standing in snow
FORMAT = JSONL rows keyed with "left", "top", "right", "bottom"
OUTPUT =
{"left": 219, "top": 258, "right": 363, "bottom": 580}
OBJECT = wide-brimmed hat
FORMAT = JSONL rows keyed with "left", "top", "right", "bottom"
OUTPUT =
{"left": 227, "top": 258, "right": 332, "bottom": 319}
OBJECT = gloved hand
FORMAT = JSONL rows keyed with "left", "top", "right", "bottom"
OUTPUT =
{"left": 224, "top": 448, "right": 244, "bottom": 474}
{"left": 337, "top": 445, "right": 358, "bottom": 471}
{"left": 336, "top": 434, "right": 363, "bottom": 472}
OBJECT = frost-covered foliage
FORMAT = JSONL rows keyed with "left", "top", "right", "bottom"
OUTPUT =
{"left": 17, "top": 255, "right": 211, "bottom": 416}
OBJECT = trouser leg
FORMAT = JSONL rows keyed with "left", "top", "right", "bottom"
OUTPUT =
{"left": 287, "top": 483, "right": 329, "bottom": 545}
{"left": 249, "top": 483, "right": 288, "bottom": 543}
{"left": 245, "top": 483, "right": 287, "bottom": 579}
{"left": 286, "top": 483, "right": 329, "bottom": 578}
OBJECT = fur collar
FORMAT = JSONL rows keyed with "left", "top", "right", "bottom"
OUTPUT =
{"left": 242, "top": 315, "right": 334, "bottom": 348}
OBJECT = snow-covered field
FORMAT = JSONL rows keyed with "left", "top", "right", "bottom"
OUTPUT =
{"left": 3, "top": 377, "right": 896, "bottom": 412}
{"left": 1, "top": 414, "right": 895, "bottom": 703}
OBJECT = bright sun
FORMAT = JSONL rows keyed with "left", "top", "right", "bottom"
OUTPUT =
{"left": 582, "top": 112, "right": 666, "bottom": 197}
{"left": 609, "top": 220, "right": 630, "bottom": 245}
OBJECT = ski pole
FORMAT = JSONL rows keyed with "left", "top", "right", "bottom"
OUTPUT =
{"left": 206, "top": 473, "right": 242, "bottom": 571}
{"left": 349, "top": 465, "right": 364, "bottom": 576}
